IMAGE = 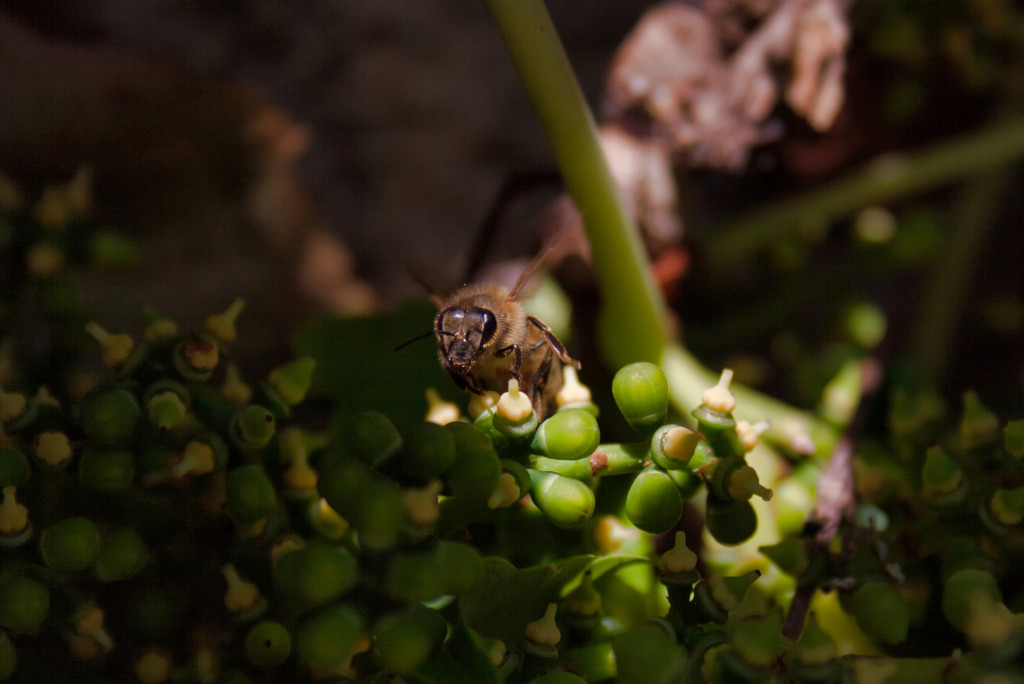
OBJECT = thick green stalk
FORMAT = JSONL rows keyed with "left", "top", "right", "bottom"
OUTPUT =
{"left": 707, "top": 117, "right": 1024, "bottom": 268}
{"left": 486, "top": 0, "right": 667, "bottom": 368}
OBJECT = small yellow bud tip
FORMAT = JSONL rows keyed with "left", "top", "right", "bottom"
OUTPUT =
{"left": 0, "top": 485, "right": 29, "bottom": 534}
{"left": 205, "top": 298, "right": 246, "bottom": 343}
{"left": 76, "top": 607, "right": 114, "bottom": 651}
{"left": 728, "top": 465, "right": 773, "bottom": 502}
{"left": 183, "top": 340, "right": 219, "bottom": 370}
{"left": 0, "top": 388, "right": 27, "bottom": 423}
{"left": 556, "top": 365, "right": 592, "bottom": 407}
{"left": 221, "top": 364, "right": 253, "bottom": 404}
{"left": 425, "top": 387, "right": 462, "bottom": 424}
{"left": 222, "top": 564, "right": 260, "bottom": 612}
{"left": 149, "top": 391, "right": 187, "bottom": 430}
{"left": 173, "top": 441, "right": 216, "bottom": 478}
{"left": 736, "top": 420, "right": 769, "bottom": 452}
{"left": 661, "top": 531, "right": 698, "bottom": 573}
{"left": 488, "top": 472, "right": 522, "bottom": 509}
{"left": 702, "top": 369, "right": 736, "bottom": 413}
{"left": 467, "top": 390, "right": 499, "bottom": 420}
{"left": 403, "top": 480, "right": 444, "bottom": 526}
{"left": 498, "top": 380, "right": 534, "bottom": 423}
{"left": 36, "top": 431, "right": 73, "bottom": 466}
{"left": 525, "top": 603, "right": 561, "bottom": 647}
{"left": 85, "top": 321, "right": 135, "bottom": 367}
{"left": 661, "top": 427, "right": 700, "bottom": 463}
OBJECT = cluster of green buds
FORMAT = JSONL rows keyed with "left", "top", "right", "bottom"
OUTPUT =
{"left": 0, "top": 297, "right": 339, "bottom": 681}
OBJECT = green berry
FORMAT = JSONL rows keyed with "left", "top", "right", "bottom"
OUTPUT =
{"left": 528, "top": 469, "right": 595, "bottom": 529}
{"left": 353, "top": 479, "right": 403, "bottom": 551}
{"left": 730, "top": 611, "right": 786, "bottom": 666}
{"left": 0, "top": 629, "right": 15, "bottom": 680}
{"left": 612, "top": 363, "right": 669, "bottom": 437}
{"left": 294, "top": 604, "right": 362, "bottom": 670}
{"left": 705, "top": 495, "right": 757, "bottom": 546}
{"left": 0, "top": 576, "right": 50, "bottom": 633}
{"left": 0, "top": 449, "right": 30, "bottom": 489}
{"left": 267, "top": 356, "right": 316, "bottom": 406}
{"left": 273, "top": 545, "right": 359, "bottom": 615}
{"left": 530, "top": 408, "right": 600, "bottom": 461}
{"left": 372, "top": 605, "right": 446, "bottom": 673}
{"left": 1004, "top": 419, "right": 1024, "bottom": 459}
{"left": 612, "top": 621, "right": 684, "bottom": 684}
{"left": 625, "top": 466, "right": 683, "bottom": 534}
{"left": 434, "top": 540, "right": 483, "bottom": 595}
{"left": 231, "top": 405, "right": 277, "bottom": 449}
{"left": 225, "top": 465, "right": 278, "bottom": 525}
{"left": 77, "top": 446, "right": 135, "bottom": 492}
{"left": 850, "top": 581, "right": 909, "bottom": 646}
{"left": 245, "top": 620, "right": 293, "bottom": 667}
{"left": 400, "top": 421, "right": 456, "bottom": 482}
{"left": 79, "top": 387, "right": 139, "bottom": 446}
{"left": 341, "top": 411, "right": 402, "bottom": 468}
{"left": 444, "top": 422, "right": 500, "bottom": 500}
{"left": 942, "top": 568, "right": 1001, "bottom": 632}
{"left": 650, "top": 425, "right": 699, "bottom": 470}
{"left": 317, "top": 455, "right": 373, "bottom": 520}
{"left": 959, "top": 391, "right": 999, "bottom": 448}
{"left": 94, "top": 527, "right": 149, "bottom": 581}
{"left": 921, "top": 446, "right": 963, "bottom": 497}
{"left": 39, "top": 516, "right": 101, "bottom": 572}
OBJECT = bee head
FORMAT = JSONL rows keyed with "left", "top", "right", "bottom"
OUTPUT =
{"left": 435, "top": 307, "right": 498, "bottom": 371}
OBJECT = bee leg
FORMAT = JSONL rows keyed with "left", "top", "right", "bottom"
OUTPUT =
{"left": 527, "top": 316, "right": 581, "bottom": 370}
{"left": 529, "top": 348, "right": 554, "bottom": 418}
{"left": 495, "top": 344, "right": 523, "bottom": 386}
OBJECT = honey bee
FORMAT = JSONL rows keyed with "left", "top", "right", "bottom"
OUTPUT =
{"left": 432, "top": 245, "right": 580, "bottom": 419}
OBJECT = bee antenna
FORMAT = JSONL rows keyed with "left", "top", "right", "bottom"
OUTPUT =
{"left": 395, "top": 330, "right": 437, "bottom": 352}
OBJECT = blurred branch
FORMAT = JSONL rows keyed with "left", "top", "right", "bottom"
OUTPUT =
{"left": 707, "top": 117, "right": 1024, "bottom": 268}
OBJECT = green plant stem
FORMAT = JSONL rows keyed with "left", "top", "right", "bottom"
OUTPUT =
{"left": 487, "top": 0, "right": 839, "bottom": 458}
{"left": 707, "top": 117, "right": 1024, "bottom": 268}
{"left": 486, "top": 0, "right": 666, "bottom": 368}
{"left": 530, "top": 442, "right": 648, "bottom": 479}
{"left": 663, "top": 345, "right": 837, "bottom": 459}
{"left": 911, "top": 170, "right": 1008, "bottom": 380}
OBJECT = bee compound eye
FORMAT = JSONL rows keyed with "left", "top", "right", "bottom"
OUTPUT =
{"left": 479, "top": 310, "right": 498, "bottom": 345}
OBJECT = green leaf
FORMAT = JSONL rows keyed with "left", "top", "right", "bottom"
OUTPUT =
{"left": 459, "top": 555, "right": 592, "bottom": 645}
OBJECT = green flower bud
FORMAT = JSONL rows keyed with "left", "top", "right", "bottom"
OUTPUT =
{"left": 565, "top": 570, "right": 602, "bottom": 617}
{"left": 625, "top": 466, "right": 683, "bottom": 534}
{"left": 0, "top": 630, "right": 15, "bottom": 681}
{"left": 230, "top": 405, "right": 277, "bottom": 450}
{"left": 94, "top": 527, "right": 149, "bottom": 581}
{"left": 225, "top": 465, "right": 278, "bottom": 525}
{"left": 295, "top": 604, "right": 363, "bottom": 671}
{"left": 1004, "top": 419, "right": 1024, "bottom": 459}
{"left": 341, "top": 411, "right": 402, "bottom": 468}
{"left": 77, "top": 447, "right": 135, "bottom": 492}
{"left": 794, "top": 612, "right": 836, "bottom": 666}
{"left": 144, "top": 379, "right": 190, "bottom": 432}
{"left": 267, "top": 356, "right": 316, "bottom": 406}
{"left": 317, "top": 455, "right": 373, "bottom": 521}
{"left": 372, "top": 605, "right": 447, "bottom": 673}
{"left": 959, "top": 391, "right": 999, "bottom": 449}
{"left": 650, "top": 425, "right": 699, "bottom": 470}
{"left": 940, "top": 568, "right": 1024, "bottom": 648}
{"left": 532, "top": 672, "right": 587, "bottom": 684}
{"left": 444, "top": 422, "right": 501, "bottom": 500}
{"left": 729, "top": 611, "right": 786, "bottom": 667}
{"left": 355, "top": 479, "right": 403, "bottom": 550}
{"left": 612, "top": 362, "right": 669, "bottom": 437}
{"left": 400, "top": 421, "right": 456, "bottom": 482}
{"left": 493, "top": 381, "right": 539, "bottom": 441}
{"left": 530, "top": 408, "right": 600, "bottom": 461}
{"left": 612, "top": 620, "right": 685, "bottom": 684}
{"left": 0, "top": 576, "right": 49, "bottom": 633}
{"left": 388, "top": 548, "right": 447, "bottom": 603}
{"left": 921, "top": 445, "right": 963, "bottom": 502}
{"left": 666, "top": 467, "right": 701, "bottom": 500}
{"left": 434, "top": 540, "right": 483, "bottom": 596}
{"left": 491, "top": 459, "right": 531, "bottom": 509}
{"left": 759, "top": 539, "right": 809, "bottom": 578}
{"left": 528, "top": 469, "right": 595, "bottom": 528}
{"left": 850, "top": 581, "right": 909, "bottom": 646}
{"left": 0, "top": 448, "right": 30, "bottom": 489}
{"left": 990, "top": 487, "right": 1024, "bottom": 526}
{"left": 245, "top": 620, "right": 292, "bottom": 668}
{"left": 272, "top": 545, "right": 359, "bottom": 615}
{"left": 705, "top": 495, "right": 757, "bottom": 546}
{"left": 80, "top": 387, "right": 139, "bottom": 446}
{"left": 39, "top": 516, "right": 101, "bottom": 572}
{"left": 172, "top": 337, "right": 219, "bottom": 381}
